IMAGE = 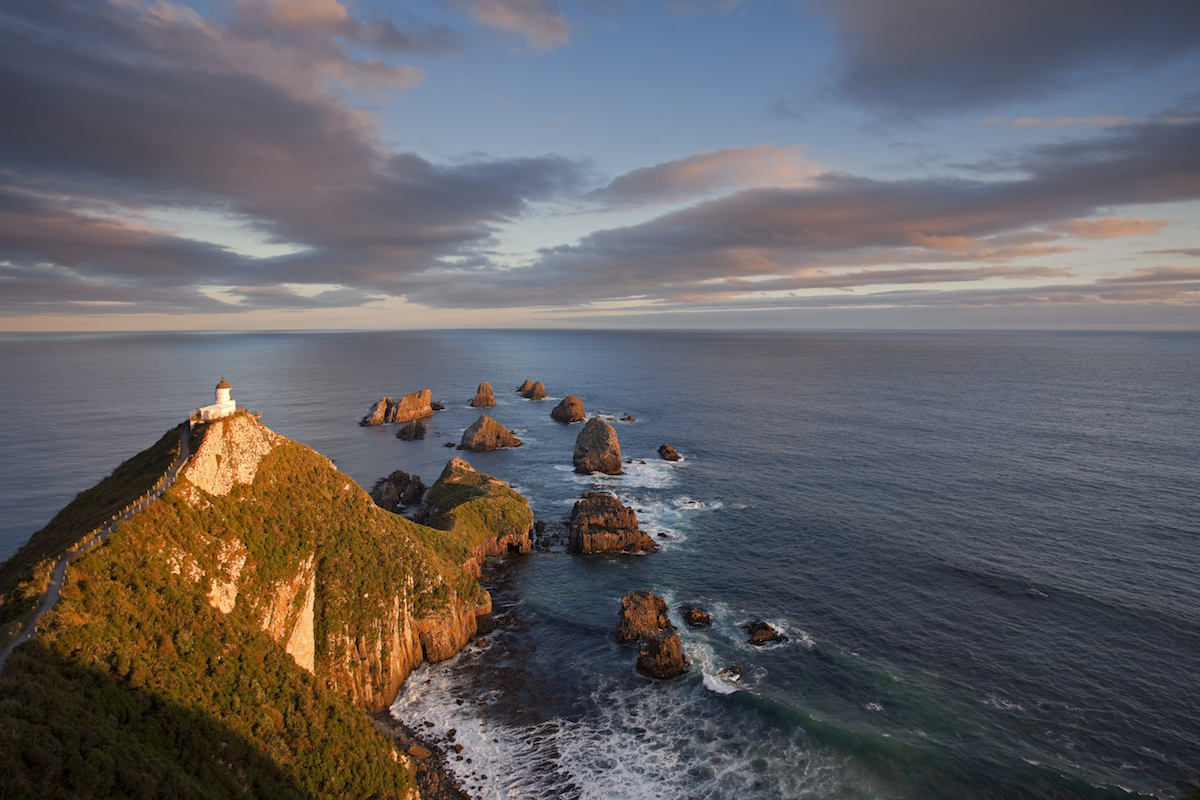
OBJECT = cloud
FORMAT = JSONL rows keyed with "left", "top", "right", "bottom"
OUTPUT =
{"left": 589, "top": 145, "right": 823, "bottom": 208}
{"left": 0, "top": 0, "right": 586, "bottom": 315}
{"left": 461, "top": 0, "right": 571, "bottom": 50}
{"left": 406, "top": 116, "right": 1200, "bottom": 309}
{"left": 1144, "top": 248, "right": 1200, "bottom": 257}
{"left": 1052, "top": 217, "right": 1168, "bottom": 239}
{"left": 1104, "top": 266, "right": 1200, "bottom": 283}
{"left": 816, "top": 0, "right": 1200, "bottom": 112}
{"left": 983, "top": 115, "right": 1133, "bottom": 129}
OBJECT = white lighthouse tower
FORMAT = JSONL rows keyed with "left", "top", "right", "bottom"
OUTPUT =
{"left": 197, "top": 377, "right": 238, "bottom": 421}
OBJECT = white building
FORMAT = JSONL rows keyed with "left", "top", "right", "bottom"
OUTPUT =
{"left": 196, "top": 378, "right": 237, "bottom": 421}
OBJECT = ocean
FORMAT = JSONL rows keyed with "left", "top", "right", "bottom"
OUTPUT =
{"left": 1, "top": 329, "right": 1197, "bottom": 799}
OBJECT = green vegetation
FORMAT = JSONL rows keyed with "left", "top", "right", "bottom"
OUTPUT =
{"left": 418, "top": 458, "right": 534, "bottom": 561}
{"left": 0, "top": 425, "right": 183, "bottom": 646}
{"left": 0, "top": 416, "right": 530, "bottom": 799}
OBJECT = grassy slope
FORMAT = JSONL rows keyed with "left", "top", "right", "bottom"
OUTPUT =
{"left": 0, "top": 421, "right": 520, "bottom": 798}
{"left": 0, "top": 426, "right": 183, "bottom": 642}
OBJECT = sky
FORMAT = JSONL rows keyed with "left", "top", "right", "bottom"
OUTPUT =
{"left": 1, "top": 0, "right": 1199, "bottom": 331}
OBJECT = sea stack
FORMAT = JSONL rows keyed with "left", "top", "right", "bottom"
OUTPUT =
{"left": 616, "top": 590, "right": 688, "bottom": 679}
{"left": 568, "top": 492, "right": 657, "bottom": 554}
{"left": 369, "top": 470, "right": 425, "bottom": 511}
{"left": 551, "top": 395, "right": 586, "bottom": 423}
{"left": 573, "top": 417, "right": 622, "bottom": 475}
{"left": 470, "top": 382, "right": 495, "bottom": 408}
{"left": 523, "top": 381, "right": 547, "bottom": 401}
{"left": 396, "top": 420, "right": 426, "bottom": 440}
{"left": 515, "top": 380, "right": 534, "bottom": 393}
{"left": 460, "top": 414, "right": 522, "bottom": 451}
{"left": 657, "top": 443, "right": 681, "bottom": 462}
{"left": 360, "top": 390, "right": 434, "bottom": 426}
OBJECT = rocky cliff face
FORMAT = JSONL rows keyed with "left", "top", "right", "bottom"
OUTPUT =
{"left": 361, "top": 390, "right": 434, "bottom": 426}
{"left": 616, "top": 590, "right": 688, "bottom": 679}
{"left": 167, "top": 417, "right": 512, "bottom": 714}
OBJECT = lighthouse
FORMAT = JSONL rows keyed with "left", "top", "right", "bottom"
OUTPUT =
{"left": 197, "top": 377, "right": 238, "bottom": 421}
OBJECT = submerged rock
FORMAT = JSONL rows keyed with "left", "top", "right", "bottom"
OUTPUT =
{"left": 370, "top": 470, "right": 426, "bottom": 511}
{"left": 550, "top": 395, "right": 586, "bottom": 423}
{"left": 616, "top": 590, "right": 688, "bottom": 679}
{"left": 657, "top": 443, "right": 681, "bottom": 462}
{"left": 568, "top": 492, "right": 656, "bottom": 554}
{"left": 523, "top": 381, "right": 546, "bottom": 401}
{"left": 744, "top": 619, "right": 788, "bottom": 646}
{"left": 573, "top": 417, "right": 622, "bottom": 475}
{"left": 360, "top": 390, "right": 434, "bottom": 426}
{"left": 459, "top": 415, "right": 522, "bottom": 452}
{"left": 470, "top": 382, "right": 495, "bottom": 408}
{"left": 396, "top": 420, "right": 426, "bottom": 440}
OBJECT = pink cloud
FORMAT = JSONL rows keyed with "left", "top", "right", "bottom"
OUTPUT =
{"left": 1052, "top": 217, "right": 1167, "bottom": 239}
{"left": 466, "top": 0, "right": 571, "bottom": 50}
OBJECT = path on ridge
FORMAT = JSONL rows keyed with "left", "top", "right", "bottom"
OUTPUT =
{"left": 0, "top": 423, "right": 191, "bottom": 673}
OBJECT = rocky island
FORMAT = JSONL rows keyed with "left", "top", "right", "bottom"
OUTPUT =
{"left": 573, "top": 416, "right": 623, "bottom": 475}
{"left": 568, "top": 492, "right": 657, "bottom": 554}
{"left": 458, "top": 414, "right": 522, "bottom": 452}
{"left": 361, "top": 389, "right": 435, "bottom": 426}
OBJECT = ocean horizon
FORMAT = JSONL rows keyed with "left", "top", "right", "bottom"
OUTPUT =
{"left": 2, "top": 328, "right": 1197, "bottom": 799}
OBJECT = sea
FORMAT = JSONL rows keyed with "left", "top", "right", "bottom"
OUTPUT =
{"left": 1, "top": 329, "right": 1197, "bottom": 799}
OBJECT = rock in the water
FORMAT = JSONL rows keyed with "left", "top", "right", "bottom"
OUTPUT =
{"left": 460, "top": 414, "right": 522, "bottom": 451}
{"left": 616, "top": 590, "right": 688, "bottom": 679}
{"left": 523, "top": 381, "right": 546, "bottom": 401}
{"left": 681, "top": 605, "right": 712, "bottom": 627}
{"left": 442, "top": 442, "right": 455, "bottom": 448}
{"left": 568, "top": 492, "right": 656, "bottom": 554}
{"left": 396, "top": 420, "right": 426, "bottom": 440}
{"left": 431, "top": 401, "right": 445, "bottom": 411}
{"left": 470, "top": 382, "right": 495, "bottom": 408}
{"left": 616, "top": 590, "right": 672, "bottom": 643}
{"left": 515, "top": 380, "right": 534, "bottom": 393}
{"left": 621, "top": 415, "right": 636, "bottom": 422}
{"left": 573, "top": 417, "right": 622, "bottom": 475}
{"left": 360, "top": 390, "right": 434, "bottom": 426}
{"left": 550, "top": 395, "right": 586, "bottom": 423}
{"left": 369, "top": 470, "right": 426, "bottom": 511}
{"left": 658, "top": 443, "right": 681, "bottom": 462}
{"left": 744, "top": 619, "right": 788, "bottom": 646}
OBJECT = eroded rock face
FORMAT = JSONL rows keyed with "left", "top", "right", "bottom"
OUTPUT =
{"left": 396, "top": 420, "right": 426, "bottom": 440}
{"left": 658, "top": 443, "right": 681, "bottom": 462}
{"left": 370, "top": 470, "right": 426, "bottom": 511}
{"left": 551, "top": 395, "right": 586, "bottom": 423}
{"left": 460, "top": 414, "right": 522, "bottom": 451}
{"left": 523, "top": 381, "right": 546, "bottom": 401}
{"left": 470, "top": 382, "right": 495, "bottom": 408}
{"left": 682, "top": 606, "right": 712, "bottom": 627}
{"left": 183, "top": 414, "right": 282, "bottom": 496}
{"left": 616, "top": 590, "right": 687, "bottom": 679}
{"left": 568, "top": 492, "right": 656, "bottom": 554}
{"left": 573, "top": 417, "right": 622, "bottom": 475}
{"left": 515, "top": 380, "right": 534, "bottom": 393}
{"left": 360, "top": 390, "right": 434, "bottom": 426}
{"left": 744, "top": 619, "right": 788, "bottom": 646}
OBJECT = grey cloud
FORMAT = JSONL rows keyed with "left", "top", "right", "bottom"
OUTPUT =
{"left": 409, "top": 117, "right": 1200, "bottom": 309}
{"left": 817, "top": 0, "right": 1200, "bottom": 113}
{"left": 0, "top": 0, "right": 587, "bottom": 314}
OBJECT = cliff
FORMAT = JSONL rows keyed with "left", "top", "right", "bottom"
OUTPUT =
{"left": 0, "top": 414, "right": 531, "bottom": 798}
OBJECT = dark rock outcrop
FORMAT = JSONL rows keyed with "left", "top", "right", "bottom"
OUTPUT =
{"left": 658, "top": 443, "right": 681, "bottom": 461}
{"left": 744, "top": 619, "right": 788, "bottom": 646}
{"left": 616, "top": 590, "right": 688, "bottom": 679}
{"left": 573, "top": 417, "right": 622, "bottom": 475}
{"left": 550, "top": 395, "right": 586, "bottom": 423}
{"left": 431, "top": 401, "right": 445, "bottom": 411}
{"left": 470, "top": 382, "right": 495, "bottom": 408}
{"left": 568, "top": 492, "right": 656, "bottom": 554}
{"left": 397, "top": 420, "right": 426, "bottom": 440}
{"left": 621, "top": 415, "right": 636, "bottom": 422}
{"left": 515, "top": 380, "right": 534, "bottom": 394}
{"left": 459, "top": 415, "right": 522, "bottom": 451}
{"left": 360, "top": 390, "right": 434, "bottom": 426}
{"left": 681, "top": 605, "right": 712, "bottom": 627}
{"left": 523, "top": 381, "right": 546, "bottom": 401}
{"left": 370, "top": 470, "right": 426, "bottom": 511}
